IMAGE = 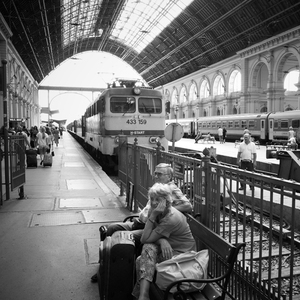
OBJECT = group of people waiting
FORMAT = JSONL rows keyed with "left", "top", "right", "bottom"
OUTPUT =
{"left": 91, "top": 163, "right": 195, "bottom": 300}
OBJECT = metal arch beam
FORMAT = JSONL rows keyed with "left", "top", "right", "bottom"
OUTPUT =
{"left": 11, "top": 0, "right": 44, "bottom": 79}
{"left": 38, "top": 85, "right": 105, "bottom": 92}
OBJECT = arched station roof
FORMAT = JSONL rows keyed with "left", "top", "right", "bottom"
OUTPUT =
{"left": 1, "top": 0, "right": 300, "bottom": 88}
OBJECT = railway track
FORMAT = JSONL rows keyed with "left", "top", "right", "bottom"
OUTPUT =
{"left": 222, "top": 200, "right": 300, "bottom": 298}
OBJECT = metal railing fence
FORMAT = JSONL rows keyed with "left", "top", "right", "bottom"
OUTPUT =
{"left": 118, "top": 138, "right": 300, "bottom": 300}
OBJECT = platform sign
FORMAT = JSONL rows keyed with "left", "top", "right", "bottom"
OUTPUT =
{"left": 174, "top": 163, "right": 184, "bottom": 180}
{"left": 164, "top": 123, "right": 184, "bottom": 151}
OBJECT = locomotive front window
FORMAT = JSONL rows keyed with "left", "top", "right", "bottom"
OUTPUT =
{"left": 138, "top": 98, "right": 162, "bottom": 114}
{"left": 110, "top": 97, "right": 136, "bottom": 113}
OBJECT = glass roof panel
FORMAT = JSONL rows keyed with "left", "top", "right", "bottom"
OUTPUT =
{"left": 111, "top": 0, "right": 194, "bottom": 53}
{"left": 62, "top": 0, "right": 102, "bottom": 47}
{"left": 61, "top": 0, "right": 193, "bottom": 52}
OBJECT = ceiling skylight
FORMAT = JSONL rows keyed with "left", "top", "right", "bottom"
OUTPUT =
{"left": 111, "top": 0, "right": 194, "bottom": 53}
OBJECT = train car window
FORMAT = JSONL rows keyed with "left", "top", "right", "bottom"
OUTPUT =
{"left": 292, "top": 120, "right": 299, "bottom": 128}
{"left": 280, "top": 120, "right": 288, "bottom": 129}
{"left": 274, "top": 120, "right": 278, "bottom": 129}
{"left": 241, "top": 120, "right": 247, "bottom": 128}
{"left": 217, "top": 122, "right": 221, "bottom": 128}
{"left": 138, "top": 98, "right": 162, "bottom": 114}
{"left": 228, "top": 121, "right": 233, "bottom": 128}
{"left": 249, "top": 120, "right": 255, "bottom": 128}
{"left": 198, "top": 122, "right": 202, "bottom": 128}
{"left": 207, "top": 122, "right": 211, "bottom": 128}
{"left": 261, "top": 120, "right": 265, "bottom": 129}
{"left": 110, "top": 97, "right": 136, "bottom": 113}
{"left": 234, "top": 121, "right": 239, "bottom": 128}
{"left": 222, "top": 121, "right": 227, "bottom": 127}
{"left": 211, "top": 122, "right": 216, "bottom": 128}
{"left": 203, "top": 123, "right": 206, "bottom": 128}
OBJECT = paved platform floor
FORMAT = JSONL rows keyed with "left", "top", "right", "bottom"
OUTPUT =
{"left": 0, "top": 132, "right": 130, "bottom": 300}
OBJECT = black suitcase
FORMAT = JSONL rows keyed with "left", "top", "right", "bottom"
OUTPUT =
{"left": 43, "top": 152, "right": 52, "bottom": 167}
{"left": 26, "top": 149, "right": 37, "bottom": 168}
{"left": 97, "top": 231, "right": 136, "bottom": 300}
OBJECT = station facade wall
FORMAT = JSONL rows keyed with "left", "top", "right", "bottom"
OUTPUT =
{"left": 158, "top": 26, "right": 300, "bottom": 120}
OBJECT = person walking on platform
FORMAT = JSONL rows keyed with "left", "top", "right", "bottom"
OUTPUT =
{"left": 194, "top": 130, "right": 201, "bottom": 143}
{"left": 36, "top": 126, "right": 49, "bottom": 165}
{"left": 218, "top": 126, "right": 223, "bottom": 143}
{"left": 53, "top": 126, "right": 60, "bottom": 147}
{"left": 223, "top": 127, "right": 227, "bottom": 143}
{"left": 90, "top": 163, "right": 192, "bottom": 283}
{"left": 237, "top": 133, "right": 257, "bottom": 190}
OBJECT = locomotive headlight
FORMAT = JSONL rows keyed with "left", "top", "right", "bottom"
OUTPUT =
{"left": 149, "top": 136, "right": 158, "bottom": 144}
{"left": 133, "top": 87, "right": 141, "bottom": 95}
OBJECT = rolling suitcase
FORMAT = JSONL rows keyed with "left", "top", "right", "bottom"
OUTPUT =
{"left": 43, "top": 152, "right": 53, "bottom": 167}
{"left": 26, "top": 149, "right": 37, "bottom": 168}
{"left": 97, "top": 231, "right": 136, "bottom": 300}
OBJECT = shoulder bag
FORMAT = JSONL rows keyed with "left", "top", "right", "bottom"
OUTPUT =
{"left": 155, "top": 249, "right": 209, "bottom": 293}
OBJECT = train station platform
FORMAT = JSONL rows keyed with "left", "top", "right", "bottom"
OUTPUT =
{"left": 0, "top": 133, "right": 131, "bottom": 300}
{"left": 169, "top": 138, "right": 280, "bottom": 174}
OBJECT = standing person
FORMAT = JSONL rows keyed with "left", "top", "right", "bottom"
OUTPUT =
{"left": 218, "top": 126, "right": 223, "bottom": 143}
{"left": 194, "top": 130, "right": 201, "bottom": 143}
{"left": 30, "top": 126, "right": 38, "bottom": 148}
{"left": 288, "top": 126, "right": 295, "bottom": 139}
{"left": 222, "top": 127, "right": 227, "bottom": 143}
{"left": 90, "top": 163, "right": 193, "bottom": 283}
{"left": 59, "top": 127, "right": 63, "bottom": 139}
{"left": 35, "top": 126, "right": 49, "bottom": 165}
{"left": 132, "top": 183, "right": 196, "bottom": 300}
{"left": 236, "top": 133, "right": 257, "bottom": 190}
{"left": 53, "top": 126, "right": 60, "bottom": 147}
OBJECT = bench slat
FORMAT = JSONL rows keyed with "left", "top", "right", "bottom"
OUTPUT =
{"left": 187, "top": 215, "right": 235, "bottom": 263}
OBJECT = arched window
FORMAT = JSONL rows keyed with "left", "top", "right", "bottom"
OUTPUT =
{"left": 260, "top": 106, "right": 267, "bottom": 113}
{"left": 229, "top": 70, "right": 241, "bottom": 92}
{"left": 179, "top": 86, "right": 187, "bottom": 103}
{"left": 213, "top": 75, "right": 225, "bottom": 96}
{"left": 284, "top": 70, "right": 299, "bottom": 92}
{"left": 200, "top": 79, "right": 210, "bottom": 99}
{"left": 189, "top": 82, "right": 198, "bottom": 101}
{"left": 171, "top": 89, "right": 178, "bottom": 106}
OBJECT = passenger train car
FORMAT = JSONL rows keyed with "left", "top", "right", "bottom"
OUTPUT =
{"left": 68, "top": 79, "right": 168, "bottom": 173}
{"left": 166, "top": 110, "right": 300, "bottom": 143}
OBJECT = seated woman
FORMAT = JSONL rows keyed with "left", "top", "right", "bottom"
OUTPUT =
{"left": 132, "top": 183, "right": 196, "bottom": 300}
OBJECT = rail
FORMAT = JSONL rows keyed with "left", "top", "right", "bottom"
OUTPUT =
{"left": 118, "top": 137, "right": 300, "bottom": 300}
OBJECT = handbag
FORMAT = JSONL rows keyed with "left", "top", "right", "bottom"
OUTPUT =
{"left": 155, "top": 249, "right": 209, "bottom": 293}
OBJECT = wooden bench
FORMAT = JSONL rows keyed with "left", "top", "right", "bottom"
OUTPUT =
{"left": 149, "top": 214, "right": 246, "bottom": 300}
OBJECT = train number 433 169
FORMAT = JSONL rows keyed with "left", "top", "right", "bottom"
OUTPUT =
{"left": 126, "top": 119, "right": 147, "bottom": 124}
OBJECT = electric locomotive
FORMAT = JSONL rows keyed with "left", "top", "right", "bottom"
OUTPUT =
{"left": 74, "top": 79, "right": 167, "bottom": 173}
